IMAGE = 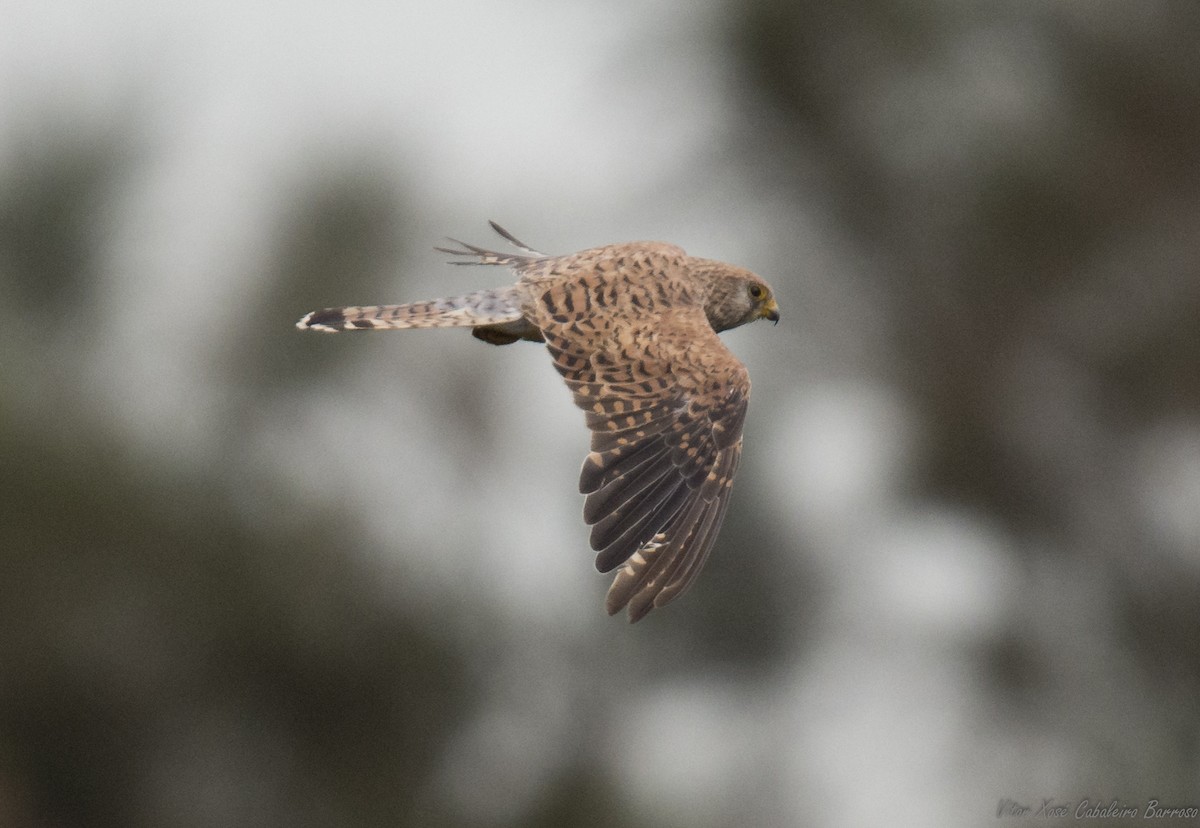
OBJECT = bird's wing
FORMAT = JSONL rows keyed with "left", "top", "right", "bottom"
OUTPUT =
{"left": 434, "top": 220, "right": 550, "bottom": 267}
{"left": 532, "top": 245, "right": 750, "bottom": 621}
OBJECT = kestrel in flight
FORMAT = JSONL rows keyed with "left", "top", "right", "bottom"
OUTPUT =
{"left": 298, "top": 222, "right": 779, "bottom": 622}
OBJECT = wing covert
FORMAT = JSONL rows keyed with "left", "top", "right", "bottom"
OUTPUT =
{"left": 534, "top": 255, "right": 751, "bottom": 621}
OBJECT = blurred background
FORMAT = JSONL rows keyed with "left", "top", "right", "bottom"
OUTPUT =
{"left": 2, "top": 1, "right": 1199, "bottom": 826}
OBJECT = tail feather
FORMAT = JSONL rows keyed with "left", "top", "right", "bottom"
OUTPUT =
{"left": 297, "top": 286, "right": 526, "bottom": 333}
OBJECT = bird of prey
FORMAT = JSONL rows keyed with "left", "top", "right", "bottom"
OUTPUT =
{"left": 297, "top": 222, "right": 779, "bottom": 622}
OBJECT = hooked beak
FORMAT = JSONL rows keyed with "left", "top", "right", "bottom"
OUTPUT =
{"left": 762, "top": 298, "right": 781, "bottom": 325}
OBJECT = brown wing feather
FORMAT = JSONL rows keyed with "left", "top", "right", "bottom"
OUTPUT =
{"left": 532, "top": 246, "right": 751, "bottom": 621}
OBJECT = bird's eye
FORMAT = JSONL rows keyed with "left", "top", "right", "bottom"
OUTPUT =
{"left": 748, "top": 284, "right": 764, "bottom": 299}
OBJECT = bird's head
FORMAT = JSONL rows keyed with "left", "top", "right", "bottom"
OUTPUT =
{"left": 693, "top": 259, "right": 781, "bottom": 333}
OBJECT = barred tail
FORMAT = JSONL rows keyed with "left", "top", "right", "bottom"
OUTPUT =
{"left": 297, "top": 286, "right": 525, "bottom": 333}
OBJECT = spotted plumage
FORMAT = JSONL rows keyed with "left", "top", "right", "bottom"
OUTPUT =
{"left": 297, "top": 222, "right": 779, "bottom": 621}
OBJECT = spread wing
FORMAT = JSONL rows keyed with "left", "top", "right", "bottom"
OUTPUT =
{"left": 532, "top": 249, "right": 750, "bottom": 622}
